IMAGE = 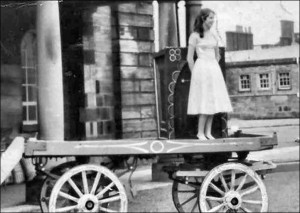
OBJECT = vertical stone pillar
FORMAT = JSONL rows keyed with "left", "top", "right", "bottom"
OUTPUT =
{"left": 112, "top": 2, "right": 157, "bottom": 139}
{"left": 185, "top": 0, "right": 202, "bottom": 41}
{"left": 158, "top": 2, "right": 178, "bottom": 49}
{"left": 81, "top": 6, "right": 115, "bottom": 140}
{"left": 36, "top": 1, "right": 64, "bottom": 140}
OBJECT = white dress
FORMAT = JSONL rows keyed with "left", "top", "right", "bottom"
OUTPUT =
{"left": 187, "top": 31, "right": 233, "bottom": 115}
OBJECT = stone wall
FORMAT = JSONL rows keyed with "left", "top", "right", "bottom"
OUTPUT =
{"left": 112, "top": 3, "right": 157, "bottom": 139}
{"left": 226, "top": 60, "right": 299, "bottom": 119}
{"left": 81, "top": 2, "right": 157, "bottom": 139}
{"left": 81, "top": 6, "right": 115, "bottom": 139}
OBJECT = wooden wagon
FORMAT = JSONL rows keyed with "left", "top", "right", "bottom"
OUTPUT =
{"left": 19, "top": 47, "right": 280, "bottom": 212}
{"left": 21, "top": 128, "right": 278, "bottom": 213}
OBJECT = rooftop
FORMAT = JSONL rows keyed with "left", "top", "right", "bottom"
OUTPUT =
{"left": 226, "top": 43, "right": 299, "bottom": 63}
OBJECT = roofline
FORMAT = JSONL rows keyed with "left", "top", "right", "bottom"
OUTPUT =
{"left": 226, "top": 57, "right": 299, "bottom": 68}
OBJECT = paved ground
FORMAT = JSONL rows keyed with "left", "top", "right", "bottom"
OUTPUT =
{"left": 1, "top": 118, "right": 299, "bottom": 212}
{"left": 125, "top": 170, "right": 300, "bottom": 212}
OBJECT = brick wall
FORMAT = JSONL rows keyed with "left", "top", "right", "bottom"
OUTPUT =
{"left": 112, "top": 3, "right": 157, "bottom": 138}
{"left": 226, "top": 60, "right": 299, "bottom": 119}
{"left": 81, "top": 3, "right": 157, "bottom": 139}
{"left": 81, "top": 6, "right": 115, "bottom": 139}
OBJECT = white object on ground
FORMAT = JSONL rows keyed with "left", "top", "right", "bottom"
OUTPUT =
{"left": 1, "top": 137, "right": 25, "bottom": 184}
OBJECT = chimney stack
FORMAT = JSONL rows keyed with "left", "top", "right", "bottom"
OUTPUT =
{"left": 280, "top": 20, "right": 294, "bottom": 46}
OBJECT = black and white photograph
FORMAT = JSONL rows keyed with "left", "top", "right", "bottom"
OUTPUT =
{"left": 0, "top": 0, "right": 299, "bottom": 212}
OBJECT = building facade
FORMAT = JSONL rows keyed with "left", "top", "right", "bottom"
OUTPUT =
{"left": 1, "top": 1, "right": 157, "bottom": 144}
{"left": 226, "top": 44, "right": 299, "bottom": 119}
{"left": 0, "top": 1, "right": 157, "bottom": 204}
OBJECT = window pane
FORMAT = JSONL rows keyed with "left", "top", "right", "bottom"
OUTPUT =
{"left": 28, "top": 86, "right": 37, "bottom": 101}
{"left": 22, "top": 86, "right": 27, "bottom": 101}
{"left": 27, "top": 68, "right": 37, "bottom": 84}
{"left": 23, "top": 106, "right": 27, "bottom": 121}
{"left": 278, "top": 72, "right": 290, "bottom": 89}
{"left": 28, "top": 105, "right": 37, "bottom": 121}
{"left": 240, "top": 75, "right": 250, "bottom": 90}
{"left": 260, "top": 74, "right": 269, "bottom": 88}
{"left": 22, "top": 68, "right": 27, "bottom": 84}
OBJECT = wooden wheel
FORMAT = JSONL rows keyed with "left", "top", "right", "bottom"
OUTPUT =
{"left": 172, "top": 177, "right": 202, "bottom": 212}
{"left": 40, "top": 161, "right": 80, "bottom": 212}
{"left": 48, "top": 164, "right": 128, "bottom": 212}
{"left": 199, "top": 163, "right": 268, "bottom": 212}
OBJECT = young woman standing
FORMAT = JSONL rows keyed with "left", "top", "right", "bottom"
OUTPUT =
{"left": 187, "top": 8, "right": 233, "bottom": 140}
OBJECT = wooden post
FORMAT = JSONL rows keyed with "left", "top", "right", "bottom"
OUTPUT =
{"left": 36, "top": 1, "right": 64, "bottom": 140}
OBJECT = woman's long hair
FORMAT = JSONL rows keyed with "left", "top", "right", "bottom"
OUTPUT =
{"left": 194, "top": 8, "right": 215, "bottom": 38}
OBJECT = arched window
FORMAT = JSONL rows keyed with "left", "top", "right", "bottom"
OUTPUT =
{"left": 21, "top": 30, "right": 38, "bottom": 131}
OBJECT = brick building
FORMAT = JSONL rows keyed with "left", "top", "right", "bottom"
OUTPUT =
{"left": 1, "top": 1, "right": 157, "bottom": 144}
{"left": 226, "top": 43, "right": 299, "bottom": 119}
{"left": 1, "top": 1, "right": 157, "bottom": 205}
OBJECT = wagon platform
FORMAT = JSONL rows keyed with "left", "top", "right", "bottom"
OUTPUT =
{"left": 24, "top": 132, "right": 278, "bottom": 157}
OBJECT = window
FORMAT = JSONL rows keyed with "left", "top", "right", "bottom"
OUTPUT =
{"left": 278, "top": 72, "right": 291, "bottom": 90}
{"left": 21, "top": 30, "right": 38, "bottom": 128}
{"left": 258, "top": 73, "right": 270, "bottom": 90}
{"left": 239, "top": 74, "right": 251, "bottom": 91}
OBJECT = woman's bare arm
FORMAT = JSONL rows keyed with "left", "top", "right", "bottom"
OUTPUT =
{"left": 215, "top": 47, "right": 221, "bottom": 62}
{"left": 187, "top": 44, "right": 196, "bottom": 72}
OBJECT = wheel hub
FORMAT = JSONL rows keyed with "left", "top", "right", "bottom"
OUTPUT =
{"left": 224, "top": 191, "right": 242, "bottom": 209}
{"left": 78, "top": 194, "right": 99, "bottom": 212}
{"left": 85, "top": 200, "right": 94, "bottom": 210}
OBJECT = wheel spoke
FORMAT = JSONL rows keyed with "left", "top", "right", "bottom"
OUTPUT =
{"left": 236, "top": 174, "right": 248, "bottom": 191}
{"left": 99, "top": 206, "right": 118, "bottom": 212}
{"left": 99, "top": 194, "right": 121, "bottom": 204}
{"left": 243, "top": 199, "right": 262, "bottom": 205}
{"left": 191, "top": 199, "right": 198, "bottom": 213}
{"left": 96, "top": 182, "right": 115, "bottom": 199}
{"left": 240, "top": 206, "right": 252, "bottom": 212}
{"left": 67, "top": 178, "right": 83, "bottom": 197}
{"left": 91, "top": 171, "right": 102, "bottom": 195}
{"left": 207, "top": 203, "right": 225, "bottom": 212}
{"left": 55, "top": 204, "right": 78, "bottom": 212}
{"left": 219, "top": 173, "right": 229, "bottom": 192}
{"left": 178, "top": 194, "right": 197, "bottom": 207}
{"left": 58, "top": 191, "right": 79, "bottom": 203}
{"left": 241, "top": 186, "right": 259, "bottom": 197}
{"left": 209, "top": 182, "right": 225, "bottom": 196}
{"left": 81, "top": 171, "right": 89, "bottom": 194}
{"left": 206, "top": 199, "right": 213, "bottom": 209}
{"left": 231, "top": 170, "right": 236, "bottom": 190}
{"left": 205, "top": 196, "right": 223, "bottom": 201}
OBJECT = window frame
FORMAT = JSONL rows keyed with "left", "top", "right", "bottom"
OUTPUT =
{"left": 238, "top": 74, "right": 251, "bottom": 92}
{"left": 21, "top": 30, "right": 38, "bottom": 127}
{"left": 257, "top": 73, "right": 271, "bottom": 90}
{"left": 277, "top": 71, "right": 291, "bottom": 90}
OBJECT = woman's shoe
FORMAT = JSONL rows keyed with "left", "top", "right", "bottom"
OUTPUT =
{"left": 205, "top": 134, "right": 215, "bottom": 140}
{"left": 197, "top": 134, "right": 207, "bottom": 141}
